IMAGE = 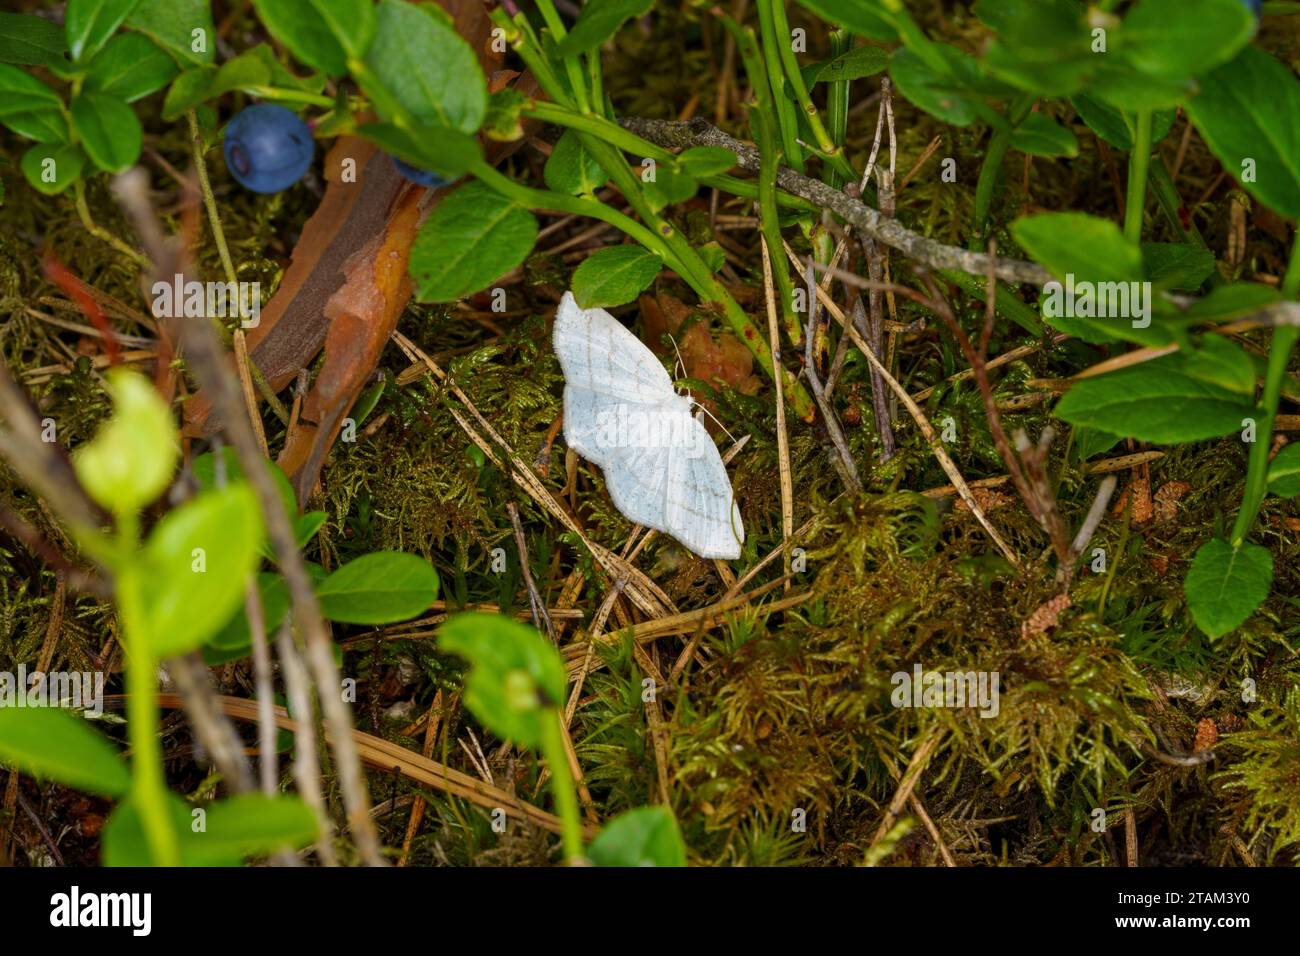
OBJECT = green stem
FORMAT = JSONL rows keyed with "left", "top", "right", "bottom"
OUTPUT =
{"left": 1124, "top": 109, "right": 1153, "bottom": 244}
{"left": 73, "top": 179, "right": 151, "bottom": 268}
{"left": 970, "top": 97, "right": 1033, "bottom": 245}
{"left": 1147, "top": 158, "right": 1223, "bottom": 290}
{"left": 535, "top": 0, "right": 590, "bottom": 113}
{"left": 939, "top": 268, "right": 1043, "bottom": 336}
{"left": 755, "top": 106, "right": 801, "bottom": 346}
{"left": 825, "top": 29, "right": 851, "bottom": 189}
{"left": 485, "top": 11, "right": 573, "bottom": 111}
{"left": 1230, "top": 236, "right": 1300, "bottom": 545}
{"left": 755, "top": 0, "right": 804, "bottom": 174}
{"left": 240, "top": 86, "right": 334, "bottom": 107}
{"left": 540, "top": 711, "right": 584, "bottom": 863}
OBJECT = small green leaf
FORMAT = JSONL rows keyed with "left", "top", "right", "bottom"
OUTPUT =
{"left": 86, "top": 32, "right": 178, "bottom": 102}
{"left": 438, "top": 613, "right": 568, "bottom": 748}
{"left": 588, "top": 806, "right": 687, "bottom": 867}
{"left": 253, "top": 0, "right": 373, "bottom": 74}
{"left": 208, "top": 573, "right": 290, "bottom": 656}
{"left": 161, "top": 66, "right": 215, "bottom": 120}
{"left": 1142, "top": 243, "right": 1216, "bottom": 292}
{"left": 1013, "top": 212, "right": 1143, "bottom": 285}
{"left": 1185, "top": 45, "right": 1300, "bottom": 218}
{"left": 675, "top": 146, "right": 738, "bottom": 176}
{"left": 543, "top": 129, "right": 608, "bottom": 196}
{"left": 1184, "top": 538, "right": 1272, "bottom": 639}
{"left": 554, "top": 0, "right": 653, "bottom": 57}
{"left": 0, "top": 13, "right": 67, "bottom": 68}
{"left": 410, "top": 181, "right": 538, "bottom": 302}
{"left": 316, "top": 551, "right": 439, "bottom": 624}
{"left": 572, "top": 245, "right": 663, "bottom": 309}
{"left": 1055, "top": 353, "right": 1256, "bottom": 443}
{"left": 1009, "top": 113, "right": 1078, "bottom": 157}
{"left": 127, "top": 483, "right": 265, "bottom": 658}
{"left": 71, "top": 90, "right": 142, "bottom": 172}
{"left": 1267, "top": 443, "right": 1300, "bottom": 498}
{"left": 0, "top": 708, "right": 130, "bottom": 797}
{"left": 73, "top": 369, "right": 178, "bottom": 514}
{"left": 192, "top": 447, "right": 297, "bottom": 521}
{"left": 803, "top": 44, "right": 888, "bottom": 85}
{"left": 1179, "top": 336, "right": 1256, "bottom": 396}
{"left": 976, "top": 0, "right": 1094, "bottom": 95}
{"left": 1071, "top": 94, "right": 1175, "bottom": 151}
{"left": 0, "top": 63, "right": 62, "bottom": 119}
{"left": 125, "top": 0, "right": 215, "bottom": 66}
{"left": 206, "top": 48, "right": 272, "bottom": 98}
{"left": 4, "top": 109, "right": 69, "bottom": 144}
{"left": 67, "top": 0, "right": 141, "bottom": 63}
{"left": 104, "top": 793, "right": 317, "bottom": 866}
{"left": 21, "top": 143, "right": 84, "bottom": 195}
{"left": 483, "top": 87, "right": 527, "bottom": 142}
{"left": 1181, "top": 283, "right": 1278, "bottom": 322}
{"left": 1121, "top": 0, "right": 1253, "bottom": 82}
{"left": 889, "top": 46, "right": 978, "bottom": 126}
{"left": 641, "top": 163, "right": 697, "bottom": 213}
{"left": 361, "top": 0, "right": 486, "bottom": 133}
{"left": 357, "top": 121, "right": 481, "bottom": 179}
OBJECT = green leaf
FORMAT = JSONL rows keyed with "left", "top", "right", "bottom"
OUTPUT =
{"left": 1179, "top": 336, "right": 1256, "bottom": 396}
{"left": 1142, "top": 243, "right": 1216, "bottom": 292}
{"left": 4, "top": 109, "right": 69, "bottom": 144}
{"left": 588, "top": 806, "right": 687, "bottom": 867}
{"left": 86, "top": 32, "right": 178, "bottom": 102}
{"left": 208, "top": 572, "right": 289, "bottom": 656}
{"left": 0, "top": 708, "right": 129, "bottom": 797}
{"left": 641, "top": 163, "right": 697, "bottom": 212}
{"left": 1071, "top": 95, "right": 1175, "bottom": 151}
{"left": 438, "top": 613, "right": 568, "bottom": 748}
{"left": 207, "top": 47, "right": 272, "bottom": 98}
{"left": 1181, "top": 282, "right": 1279, "bottom": 322}
{"left": 361, "top": 0, "right": 486, "bottom": 134}
{"left": 572, "top": 245, "right": 663, "bottom": 309}
{"left": 125, "top": 0, "right": 215, "bottom": 66}
{"left": 316, "top": 551, "right": 439, "bottom": 624}
{"left": 793, "top": 0, "right": 897, "bottom": 39}
{"left": 1185, "top": 45, "right": 1300, "bottom": 218}
{"left": 73, "top": 369, "right": 178, "bottom": 514}
{"left": 543, "top": 129, "right": 607, "bottom": 196}
{"left": 1009, "top": 113, "right": 1078, "bottom": 158}
{"left": 1014, "top": 212, "right": 1142, "bottom": 285}
{"left": 410, "top": 181, "right": 538, "bottom": 302}
{"left": 126, "top": 483, "right": 265, "bottom": 658}
{"left": 483, "top": 87, "right": 527, "bottom": 142}
{"left": 1073, "top": 427, "right": 1122, "bottom": 461}
{"left": 889, "top": 47, "right": 978, "bottom": 126}
{"left": 252, "top": 0, "right": 373, "bottom": 75}
{"left": 976, "top": 0, "right": 1094, "bottom": 95}
{"left": 1121, "top": 0, "right": 1253, "bottom": 82}
{"left": 0, "top": 63, "right": 62, "bottom": 120}
{"left": 21, "top": 143, "right": 84, "bottom": 195}
{"left": 675, "top": 146, "right": 737, "bottom": 176}
{"left": 554, "top": 0, "right": 653, "bottom": 57}
{"left": 1055, "top": 353, "right": 1256, "bottom": 443}
{"left": 357, "top": 121, "right": 481, "bottom": 180}
{"left": 71, "top": 90, "right": 142, "bottom": 172}
{"left": 1267, "top": 443, "right": 1300, "bottom": 498}
{"left": 104, "top": 793, "right": 317, "bottom": 866}
{"left": 0, "top": 13, "right": 67, "bottom": 68}
{"left": 1184, "top": 538, "right": 1272, "bottom": 638}
{"left": 161, "top": 66, "right": 215, "bottom": 120}
{"left": 67, "top": 0, "right": 141, "bottom": 63}
{"left": 803, "top": 44, "right": 888, "bottom": 85}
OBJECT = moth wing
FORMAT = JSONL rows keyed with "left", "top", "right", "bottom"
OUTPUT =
{"left": 663, "top": 416, "right": 744, "bottom": 560}
{"left": 552, "top": 291, "right": 675, "bottom": 405}
{"left": 601, "top": 438, "right": 674, "bottom": 533}
{"left": 563, "top": 386, "right": 615, "bottom": 469}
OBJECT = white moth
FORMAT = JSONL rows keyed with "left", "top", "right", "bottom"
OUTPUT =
{"left": 553, "top": 291, "right": 744, "bottom": 560}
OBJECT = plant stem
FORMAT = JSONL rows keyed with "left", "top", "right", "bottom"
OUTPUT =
{"left": 825, "top": 29, "right": 851, "bottom": 189}
{"left": 534, "top": 0, "right": 591, "bottom": 113}
{"left": 540, "top": 711, "right": 584, "bottom": 863}
{"left": 755, "top": 0, "right": 804, "bottom": 173}
{"left": 1230, "top": 236, "right": 1300, "bottom": 545}
{"left": 939, "top": 268, "right": 1043, "bottom": 335}
{"left": 755, "top": 105, "right": 801, "bottom": 346}
{"left": 970, "top": 97, "right": 1033, "bottom": 245}
{"left": 186, "top": 110, "right": 290, "bottom": 427}
{"left": 1124, "top": 109, "right": 1153, "bottom": 244}
{"left": 73, "top": 179, "right": 151, "bottom": 268}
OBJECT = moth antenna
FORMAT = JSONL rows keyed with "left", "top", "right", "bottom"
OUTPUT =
{"left": 690, "top": 398, "right": 738, "bottom": 445}
{"left": 667, "top": 332, "right": 687, "bottom": 384}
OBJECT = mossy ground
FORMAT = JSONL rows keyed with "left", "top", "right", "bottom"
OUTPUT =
{"left": 1, "top": 2, "right": 1298, "bottom": 866}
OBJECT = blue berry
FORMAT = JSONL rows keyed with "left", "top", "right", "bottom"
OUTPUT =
{"left": 223, "top": 104, "right": 314, "bottom": 193}
{"left": 391, "top": 156, "right": 452, "bottom": 189}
